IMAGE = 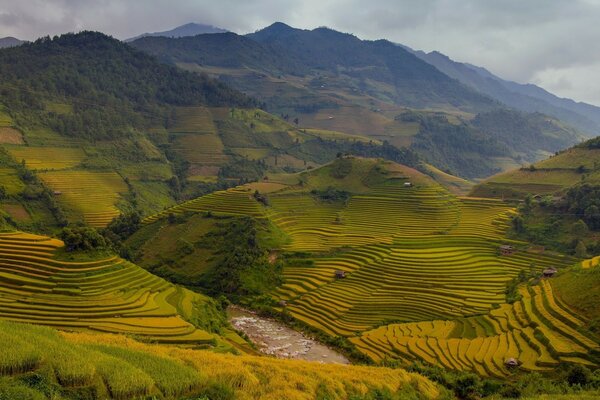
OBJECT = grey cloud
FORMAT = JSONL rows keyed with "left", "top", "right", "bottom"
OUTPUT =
{"left": 0, "top": 0, "right": 600, "bottom": 104}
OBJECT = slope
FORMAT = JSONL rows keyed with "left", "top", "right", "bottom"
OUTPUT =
{"left": 0, "top": 37, "right": 24, "bottom": 49}
{"left": 0, "top": 320, "right": 443, "bottom": 400}
{"left": 134, "top": 157, "right": 593, "bottom": 378}
{"left": 0, "top": 231, "right": 230, "bottom": 346}
{"left": 471, "top": 136, "right": 600, "bottom": 199}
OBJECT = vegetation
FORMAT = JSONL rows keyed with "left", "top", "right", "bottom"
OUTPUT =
{"left": 0, "top": 320, "right": 444, "bottom": 400}
{"left": 132, "top": 158, "right": 597, "bottom": 388}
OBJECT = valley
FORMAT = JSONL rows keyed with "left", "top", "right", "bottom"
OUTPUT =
{"left": 0, "top": 13, "right": 598, "bottom": 400}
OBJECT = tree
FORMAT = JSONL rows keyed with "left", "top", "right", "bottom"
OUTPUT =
{"left": 60, "top": 227, "right": 107, "bottom": 252}
{"left": 566, "top": 365, "right": 591, "bottom": 386}
{"left": 512, "top": 215, "right": 525, "bottom": 233}
{"left": 575, "top": 240, "right": 587, "bottom": 258}
{"left": 571, "top": 219, "right": 589, "bottom": 238}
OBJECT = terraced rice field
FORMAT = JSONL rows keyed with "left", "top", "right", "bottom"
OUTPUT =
{"left": 351, "top": 279, "right": 599, "bottom": 377}
{"left": 38, "top": 170, "right": 128, "bottom": 227}
{"left": 7, "top": 146, "right": 86, "bottom": 170}
{"left": 167, "top": 107, "right": 229, "bottom": 177}
{"left": 0, "top": 232, "right": 215, "bottom": 345}
{"left": 143, "top": 186, "right": 265, "bottom": 224}
{"left": 143, "top": 159, "right": 592, "bottom": 375}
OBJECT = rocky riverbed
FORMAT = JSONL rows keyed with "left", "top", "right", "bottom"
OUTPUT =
{"left": 228, "top": 306, "right": 349, "bottom": 364}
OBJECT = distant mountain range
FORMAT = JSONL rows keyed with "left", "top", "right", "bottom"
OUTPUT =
{"left": 125, "top": 22, "right": 228, "bottom": 42}
{"left": 131, "top": 22, "right": 600, "bottom": 137}
{"left": 0, "top": 37, "right": 24, "bottom": 48}
{"left": 403, "top": 47, "right": 600, "bottom": 136}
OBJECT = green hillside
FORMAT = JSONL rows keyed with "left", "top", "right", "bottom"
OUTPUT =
{"left": 131, "top": 27, "right": 586, "bottom": 179}
{"left": 0, "top": 32, "right": 427, "bottom": 230}
{"left": 471, "top": 137, "right": 600, "bottom": 200}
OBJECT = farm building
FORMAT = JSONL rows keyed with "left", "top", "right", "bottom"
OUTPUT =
{"left": 278, "top": 300, "right": 287, "bottom": 307}
{"left": 404, "top": 182, "right": 412, "bottom": 187}
{"left": 499, "top": 245, "right": 515, "bottom": 256}
{"left": 542, "top": 268, "right": 558, "bottom": 278}
{"left": 505, "top": 358, "right": 519, "bottom": 368}
{"left": 335, "top": 270, "right": 347, "bottom": 279}
{"left": 53, "top": 191, "right": 62, "bottom": 196}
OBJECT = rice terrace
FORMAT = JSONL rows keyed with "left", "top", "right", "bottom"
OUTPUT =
{"left": 1, "top": 3, "right": 600, "bottom": 400}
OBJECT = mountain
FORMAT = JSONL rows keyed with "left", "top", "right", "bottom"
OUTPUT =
{"left": 407, "top": 47, "right": 600, "bottom": 136}
{"left": 131, "top": 32, "right": 306, "bottom": 74}
{"left": 131, "top": 23, "right": 589, "bottom": 179}
{"left": 246, "top": 23, "right": 498, "bottom": 112}
{"left": 0, "top": 36, "right": 24, "bottom": 48}
{"left": 125, "top": 22, "right": 228, "bottom": 42}
{"left": 0, "top": 31, "right": 253, "bottom": 227}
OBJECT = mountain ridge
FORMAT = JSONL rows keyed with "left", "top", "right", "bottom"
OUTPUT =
{"left": 405, "top": 45, "right": 600, "bottom": 135}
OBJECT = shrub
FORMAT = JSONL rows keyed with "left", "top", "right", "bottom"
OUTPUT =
{"left": 566, "top": 365, "right": 592, "bottom": 386}
{"left": 60, "top": 226, "right": 107, "bottom": 251}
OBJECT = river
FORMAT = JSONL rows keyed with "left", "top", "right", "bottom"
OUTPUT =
{"left": 228, "top": 306, "right": 350, "bottom": 364}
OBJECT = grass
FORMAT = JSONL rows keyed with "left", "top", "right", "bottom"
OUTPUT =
{"left": 34, "top": 322, "right": 441, "bottom": 400}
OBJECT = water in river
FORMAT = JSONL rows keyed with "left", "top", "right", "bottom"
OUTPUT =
{"left": 228, "top": 306, "right": 349, "bottom": 364}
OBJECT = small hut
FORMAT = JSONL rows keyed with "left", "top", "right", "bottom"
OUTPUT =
{"left": 500, "top": 245, "right": 515, "bottom": 256}
{"left": 53, "top": 190, "right": 62, "bottom": 196}
{"left": 505, "top": 358, "right": 519, "bottom": 368}
{"left": 334, "top": 270, "right": 347, "bottom": 279}
{"left": 404, "top": 182, "right": 413, "bottom": 188}
{"left": 278, "top": 300, "right": 287, "bottom": 307}
{"left": 543, "top": 268, "right": 558, "bottom": 278}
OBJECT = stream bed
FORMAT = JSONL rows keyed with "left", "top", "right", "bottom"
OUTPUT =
{"left": 228, "top": 306, "right": 349, "bottom": 364}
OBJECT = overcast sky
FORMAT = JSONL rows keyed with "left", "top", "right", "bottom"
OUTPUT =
{"left": 1, "top": 0, "right": 600, "bottom": 105}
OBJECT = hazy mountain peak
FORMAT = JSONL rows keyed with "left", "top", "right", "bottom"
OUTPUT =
{"left": 125, "top": 22, "right": 228, "bottom": 42}
{"left": 0, "top": 36, "right": 25, "bottom": 48}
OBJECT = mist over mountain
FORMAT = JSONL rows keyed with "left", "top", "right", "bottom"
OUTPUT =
{"left": 125, "top": 22, "right": 228, "bottom": 42}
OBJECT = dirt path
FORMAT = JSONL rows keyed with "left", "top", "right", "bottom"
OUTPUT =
{"left": 228, "top": 306, "right": 349, "bottom": 364}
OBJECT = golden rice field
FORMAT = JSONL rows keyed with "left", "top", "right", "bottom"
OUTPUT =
{"left": 38, "top": 170, "right": 128, "bottom": 227}
{"left": 581, "top": 256, "right": 600, "bottom": 269}
{"left": 143, "top": 158, "right": 592, "bottom": 376}
{"left": 352, "top": 279, "right": 599, "bottom": 377}
{"left": 0, "top": 320, "right": 442, "bottom": 400}
{"left": 7, "top": 146, "right": 86, "bottom": 170}
{"left": 0, "top": 231, "right": 217, "bottom": 345}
